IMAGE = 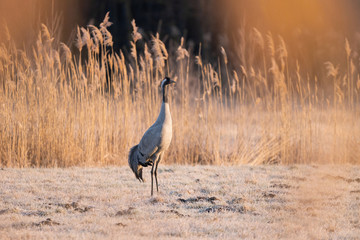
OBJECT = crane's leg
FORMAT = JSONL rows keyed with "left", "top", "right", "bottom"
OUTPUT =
{"left": 150, "top": 155, "right": 159, "bottom": 196}
{"left": 154, "top": 154, "right": 162, "bottom": 192}
{"left": 150, "top": 162, "right": 155, "bottom": 196}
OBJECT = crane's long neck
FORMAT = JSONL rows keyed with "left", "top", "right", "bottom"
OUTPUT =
{"left": 155, "top": 100, "right": 171, "bottom": 125}
{"left": 155, "top": 85, "right": 171, "bottom": 125}
{"left": 162, "top": 84, "right": 168, "bottom": 103}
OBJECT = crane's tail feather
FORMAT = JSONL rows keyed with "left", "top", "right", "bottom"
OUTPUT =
{"left": 128, "top": 145, "right": 144, "bottom": 182}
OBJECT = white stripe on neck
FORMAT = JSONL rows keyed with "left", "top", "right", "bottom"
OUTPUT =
{"left": 161, "top": 78, "right": 167, "bottom": 90}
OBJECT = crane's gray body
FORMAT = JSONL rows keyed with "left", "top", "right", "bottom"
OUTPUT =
{"left": 128, "top": 77, "right": 175, "bottom": 195}
{"left": 138, "top": 102, "right": 172, "bottom": 163}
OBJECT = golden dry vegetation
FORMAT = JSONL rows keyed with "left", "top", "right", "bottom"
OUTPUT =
{"left": 0, "top": 13, "right": 359, "bottom": 167}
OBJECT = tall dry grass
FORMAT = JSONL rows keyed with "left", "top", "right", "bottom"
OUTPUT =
{"left": 0, "top": 13, "right": 359, "bottom": 167}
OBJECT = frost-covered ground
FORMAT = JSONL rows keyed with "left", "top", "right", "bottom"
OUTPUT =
{"left": 0, "top": 165, "right": 359, "bottom": 239}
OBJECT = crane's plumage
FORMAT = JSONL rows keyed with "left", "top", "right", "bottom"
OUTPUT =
{"left": 128, "top": 77, "right": 175, "bottom": 195}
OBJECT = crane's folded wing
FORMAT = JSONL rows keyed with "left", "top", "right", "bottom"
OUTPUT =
{"left": 138, "top": 124, "right": 161, "bottom": 159}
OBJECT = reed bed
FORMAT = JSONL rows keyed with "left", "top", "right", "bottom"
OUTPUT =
{"left": 0, "top": 13, "right": 359, "bottom": 167}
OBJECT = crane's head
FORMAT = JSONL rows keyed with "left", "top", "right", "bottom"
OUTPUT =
{"left": 161, "top": 77, "right": 176, "bottom": 89}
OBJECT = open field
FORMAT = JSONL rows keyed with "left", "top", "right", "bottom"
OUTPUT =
{"left": 1, "top": 165, "right": 360, "bottom": 239}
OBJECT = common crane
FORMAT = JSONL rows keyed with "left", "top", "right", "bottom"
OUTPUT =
{"left": 128, "top": 77, "right": 176, "bottom": 196}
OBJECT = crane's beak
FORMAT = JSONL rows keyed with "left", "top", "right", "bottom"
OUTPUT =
{"left": 170, "top": 79, "right": 176, "bottom": 84}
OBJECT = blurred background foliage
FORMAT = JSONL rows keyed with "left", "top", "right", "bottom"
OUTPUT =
{"left": 1, "top": 0, "right": 360, "bottom": 166}
{"left": 2, "top": 0, "right": 360, "bottom": 77}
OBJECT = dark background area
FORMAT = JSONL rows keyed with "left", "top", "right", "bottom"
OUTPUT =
{"left": 0, "top": 0, "right": 218, "bottom": 54}
{"left": 2, "top": 0, "right": 360, "bottom": 73}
